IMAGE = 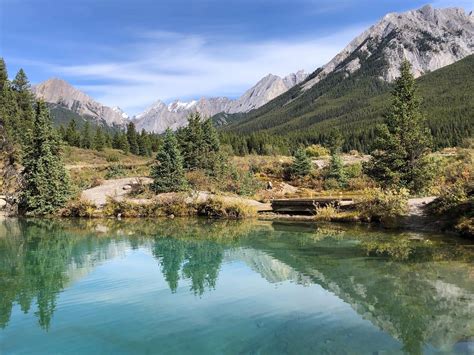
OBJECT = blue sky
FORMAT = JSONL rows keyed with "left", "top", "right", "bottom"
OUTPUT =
{"left": 1, "top": 0, "right": 472, "bottom": 114}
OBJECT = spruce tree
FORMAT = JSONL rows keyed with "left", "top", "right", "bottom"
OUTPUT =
{"left": 126, "top": 122, "right": 139, "bottom": 155}
{"left": 65, "top": 119, "right": 80, "bottom": 146}
{"left": 0, "top": 59, "right": 18, "bottom": 139}
{"left": 326, "top": 153, "right": 347, "bottom": 188}
{"left": 118, "top": 132, "right": 130, "bottom": 154}
{"left": 151, "top": 129, "right": 187, "bottom": 193}
{"left": 291, "top": 148, "right": 312, "bottom": 177}
{"left": 81, "top": 121, "right": 93, "bottom": 149}
{"left": 93, "top": 126, "right": 105, "bottom": 151}
{"left": 20, "top": 101, "right": 70, "bottom": 215}
{"left": 11, "top": 69, "right": 34, "bottom": 139}
{"left": 138, "top": 129, "right": 151, "bottom": 156}
{"left": 178, "top": 113, "right": 206, "bottom": 170}
{"left": 364, "top": 60, "right": 433, "bottom": 193}
{"left": 203, "top": 118, "right": 220, "bottom": 152}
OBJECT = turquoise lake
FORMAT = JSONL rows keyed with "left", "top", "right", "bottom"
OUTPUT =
{"left": 0, "top": 218, "right": 473, "bottom": 354}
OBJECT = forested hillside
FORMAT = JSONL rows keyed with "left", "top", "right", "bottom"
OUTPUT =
{"left": 220, "top": 55, "right": 473, "bottom": 154}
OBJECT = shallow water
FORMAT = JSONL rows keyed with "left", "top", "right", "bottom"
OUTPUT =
{"left": 0, "top": 218, "right": 473, "bottom": 354}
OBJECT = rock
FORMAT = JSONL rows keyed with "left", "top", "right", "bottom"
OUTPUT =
{"left": 122, "top": 185, "right": 132, "bottom": 190}
{"left": 303, "top": 5, "right": 474, "bottom": 90}
{"left": 32, "top": 78, "right": 127, "bottom": 126}
{"left": 0, "top": 198, "right": 6, "bottom": 209}
{"left": 266, "top": 181, "right": 273, "bottom": 190}
{"left": 134, "top": 71, "right": 307, "bottom": 134}
{"left": 167, "top": 214, "right": 175, "bottom": 219}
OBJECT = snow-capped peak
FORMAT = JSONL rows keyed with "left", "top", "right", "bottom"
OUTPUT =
{"left": 112, "top": 106, "right": 129, "bottom": 120}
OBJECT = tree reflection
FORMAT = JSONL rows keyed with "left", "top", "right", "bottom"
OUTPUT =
{"left": 0, "top": 220, "right": 73, "bottom": 330}
{"left": 152, "top": 237, "right": 223, "bottom": 295}
{"left": 0, "top": 217, "right": 472, "bottom": 355}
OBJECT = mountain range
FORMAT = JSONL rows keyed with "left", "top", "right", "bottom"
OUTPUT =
{"left": 216, "top": 5, "right": 474, "bottom": 151}
{"left": 31, "top": 5, "right": 473, "bottom": 146}
{"left": 33, "top": 70, "right": 308, "bottom": 133}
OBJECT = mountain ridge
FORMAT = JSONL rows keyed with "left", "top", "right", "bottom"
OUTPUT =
{"left": 217, "top": 5, "right": 474, "bottom": 150}
{"left": 133, "top": 70, "right": 308, "bottom": 133}
{"left": 32, "top": 78, "right": 128, "bottom": 127}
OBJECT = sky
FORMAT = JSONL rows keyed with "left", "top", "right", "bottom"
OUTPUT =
{"left": 0, "top": 0, "right": 472, "bottom": 115}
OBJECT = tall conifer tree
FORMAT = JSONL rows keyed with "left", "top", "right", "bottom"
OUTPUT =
{"left": 127, "top": 122, "right": 139, "bottom": 155}
{"left": 11, "top": 69, "right": 34, "bottom": 138}
{"left": 151, "top": 129, "right": 187, "bottom": 193}
{"left": 20, "top": 101, "right": 70, "bottom": 215}
{"left": 364, "top": 60, "right": 433, "bottom": 193}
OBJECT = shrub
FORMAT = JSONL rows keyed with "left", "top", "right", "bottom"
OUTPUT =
{"left": 220, "top": 166, "right": 263, "bottom": 196}
{"left": 428, "top": 182, "right": 468, "bottom": 214}
{"left": 455, "top": 215, "right": 474, "bottom": 237}
{"left": 60, "top": 199, "right": 97, "bottom": 218}
{"left": 105, "top": 165, "right": 126, "bottom": 179}
{"left": 345, "top": 162, "right": 363, "bottom": 179}
{"left": 314, "top": 203, "right": 338, "bottom": 221}
{"left": 197, "top": 197, "right": 257, "bottom": 219}
{"left": 157, "top": 194, "right": 197, "bottom": 217}
{"left": 323, "top": 178, "right": 341, "bottom": 191}
{"left": 105, "top": 152, "right": 120, "bottom": 163}
{"left": 357, "top": 188, "right": 409, "bottom": 221}
{"left": 103, "top": 198, "right": 141, "bottom": 218}
{"left": 305, "top": 144, "right": 330, "bottom": 158}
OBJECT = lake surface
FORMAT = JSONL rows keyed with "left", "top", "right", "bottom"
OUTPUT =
{"left": 0, "top": 218, "right": 473, "bottom": 354}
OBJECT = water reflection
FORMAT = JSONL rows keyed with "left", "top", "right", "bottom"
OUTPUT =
{"left": 0, "top": 218, "right": 473, "bottom": 354}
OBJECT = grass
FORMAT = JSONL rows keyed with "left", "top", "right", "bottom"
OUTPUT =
{"left": 63, "top": 146, "right": 152, "bottom": 167}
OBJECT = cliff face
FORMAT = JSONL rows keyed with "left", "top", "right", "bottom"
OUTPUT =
{"left": 303, "top": 5, "right": 474, "bottom": 90}
{"left": 32, "top": 78, "right": 127, "bottom": 127}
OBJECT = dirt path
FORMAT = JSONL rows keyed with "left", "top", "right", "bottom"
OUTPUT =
{"left": 82, "top": 177, "right": 153, "bottom": 206}
{"left": 408, "top": 196, "right": 436, "bottom": 216}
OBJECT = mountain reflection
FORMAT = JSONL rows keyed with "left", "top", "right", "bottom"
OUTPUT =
{"left": 0, "top": 218, "right": 473, "bottom": 354}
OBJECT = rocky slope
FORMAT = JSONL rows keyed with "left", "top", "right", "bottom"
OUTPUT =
{"left": 32, "top": 78, "right": 128, "bottom": 127}
{"left": 134, "top": 70, "right": 307, "bottom": 133}
{"left": 303, "top": 5, "right": 474, "bottom": 90}
{"left": 221, "top": 5, "right": 474, "bottom": 150}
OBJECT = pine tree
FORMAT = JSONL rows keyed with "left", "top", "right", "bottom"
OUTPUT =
{"left": 151, "top": 129, "right": 187, "bottom": 193}
{"left": 326, "top": 153, "right": 347, "bottom": 188}
{"left": 138, "top": 129, "right": 151, "bottom": 156}
{"left": 118, "top": 132, "right": 130, "bottom": 153}
{"left": 93, "top": 126, "right": 105, "bottom": 151}
{"left": 0, "top": 58, "right": 18, "bottom": 140}
{"left": 81, "top": 121, "right": 93, "bottom": 149}
{"left": 11, "top": 69, "right": 34, "bottom": 139}
{"left": 20, "top": 101, "right": 70, "bottom": 215}
{"left": 291, "top": 148, "right": 312, "bottom": 177}
{"left": 203, "top": 118, "right": 220, "bottom": 152}
{"left": 126, "top": 122, "right": 139, "bottom": 155}
{"left": 65, "top": 119, "right": 80, "bottom": 146}
{"left": 364, "top": 60, "right": 433, "bottom": 193}
{"left": 178, "top": 113, "right": 206, "bottom": 170}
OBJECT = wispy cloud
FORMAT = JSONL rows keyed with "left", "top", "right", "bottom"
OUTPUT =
{"left": 28, "top": 25, "right": 366, "bottom": 115}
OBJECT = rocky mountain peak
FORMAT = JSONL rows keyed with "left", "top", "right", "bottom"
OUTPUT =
{"left": 33, "top": 78, "right": 128, "bottom": 126}
{"left": 303, "top": 5, "right": 474, "bottom": 90}
{"left": 134, "top": 70, "right": 308, "bottom": 133}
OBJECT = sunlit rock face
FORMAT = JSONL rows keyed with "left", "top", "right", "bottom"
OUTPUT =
{"left": 133, "top": 70, "right": 307, "bottom": 133}
{"left": 32, "top": 78, "right": 128, "bottom": 126}
{"left": 303, "top": 5, "right": 474, "bottom": 90}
